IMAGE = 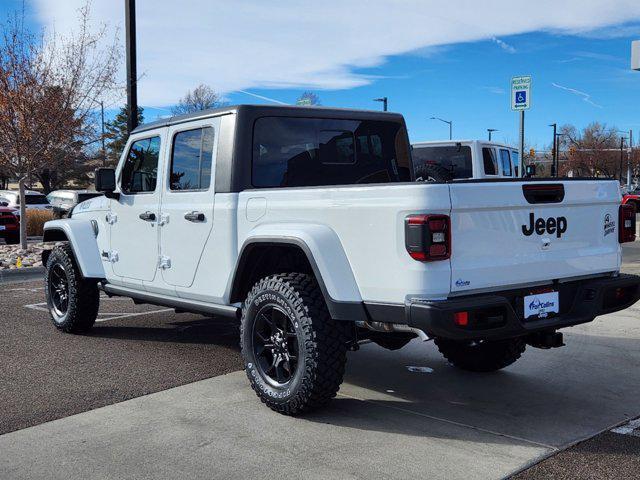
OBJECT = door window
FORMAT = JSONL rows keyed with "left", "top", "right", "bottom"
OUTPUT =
{"left": 170, "top": 127, "right": 214, "bottom": 191}
{"left": 499, "top": 149, "right": 512, "bottom": 177}
{"left": 120, "top": 136, "right": 161, "bottom": 194}
{"left": 482, "top": 148, "right": 498, "bottom": 175}
{"left": 511, "top": 150, "right": 520, "bottom": 177}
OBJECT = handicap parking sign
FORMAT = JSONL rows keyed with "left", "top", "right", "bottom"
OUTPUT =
{"left": 511, "top": 76, "right": 531, "bottom": 110}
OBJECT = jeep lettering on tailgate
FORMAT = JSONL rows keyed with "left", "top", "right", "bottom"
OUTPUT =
{"left": 522, "top": 213, "right": 567, "bottom": 238}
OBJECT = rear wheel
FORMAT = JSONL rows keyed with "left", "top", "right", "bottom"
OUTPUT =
{"left": 241, "top": 273, "right": 348, "bottom": 415}
{"left": 45, "top": 244, "right": 99, "bottom": 333}
{"left": 435, "top": 337, "right": 526, "bottom": 372}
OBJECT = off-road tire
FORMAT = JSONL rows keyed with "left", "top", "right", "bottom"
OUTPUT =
{"left": 414, "top": 163, "right": 454, "bottom": 182}
{"left": 5, "top": 232, "right": 19, "bottom": 244}
{"left": 435, "top": 337, "right": 526, "bottom": 372}
{"left": 241, "top": 273, "right": 348, "bottom": 415}
{"left": 45, "top": 244, "right": 99, "bottom": 333}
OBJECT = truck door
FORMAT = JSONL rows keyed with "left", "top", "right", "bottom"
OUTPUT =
{"left": 159, "top": 118, "right": 219, "bottom": 288}
{"left": 110, "top": 133, "right": 164, "bottom": 282}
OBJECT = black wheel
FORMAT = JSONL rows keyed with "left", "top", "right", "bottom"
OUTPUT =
{"left": 5, "top": 232, "right": 19, "bottom": 244}
{"left": 241, "top": 273, "right": 348, "bottom": 415}
{"left": 45, "top": 244, "right": 99, "bottom": 333}
{"left": 435, "top": 337, "right": 526, "bottom": 372}
{"left": 414, "top": 163, "right": 454, "bottom": 182}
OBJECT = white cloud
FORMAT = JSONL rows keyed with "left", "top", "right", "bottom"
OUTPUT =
{"left": 481, "top": 86, "right": 506, "bottom": 95}
{"left": 491, "top": 37, "right": 516, "bottom": 53}
{"left": 551, "top": 82, "right": 603, "bottom": 108}
{"left": 32, "top": 0, "right": 640, "bottom": 106}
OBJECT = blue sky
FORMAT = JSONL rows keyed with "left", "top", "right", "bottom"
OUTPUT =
{"left": 3, "top": 0, "right": 640, "bottom": 148}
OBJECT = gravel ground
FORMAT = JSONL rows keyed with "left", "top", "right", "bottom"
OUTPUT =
{"left": 0, "top": 242, "right": 51, "bottom": 270}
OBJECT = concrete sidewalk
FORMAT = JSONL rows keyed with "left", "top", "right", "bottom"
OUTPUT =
{"left": 1, "top": 303, "right": 639, "bottom": 480}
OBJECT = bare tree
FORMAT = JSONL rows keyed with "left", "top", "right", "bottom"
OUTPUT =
{"left": 171, "top": 84, "right": 222, "bottom": 115}
{"left": 0, "top": 4, "right": 121, "bottom": 247}
{"left": 296, "top": 91, "right": 321, "bottom": 106}
{"left": 558, "top": 123, "right": 621, "bottom": 178}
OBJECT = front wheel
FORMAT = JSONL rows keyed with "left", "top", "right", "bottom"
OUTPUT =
{"left": 435, "top": 337, "right": 526, "bottom": 372}
{"left": 240, "top": 273, "right": 348, "bottom": 415}
{"left": 45, "top": 244, "right": 99, "bottom": 333}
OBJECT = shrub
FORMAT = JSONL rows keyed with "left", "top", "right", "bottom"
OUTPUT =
{"left": 25, "top": 209, "right": 55, "bottom": 237}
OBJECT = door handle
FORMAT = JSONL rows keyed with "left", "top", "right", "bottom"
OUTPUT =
{"left": 184, "top": 211, "right": 205, "bottom": 222}
{"left": 139, "top": 211, "right": 156, "bottom": 222}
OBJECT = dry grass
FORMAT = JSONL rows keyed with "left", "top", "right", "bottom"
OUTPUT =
{"left": 25, "top": 209, "right": 55, "bottom": 237}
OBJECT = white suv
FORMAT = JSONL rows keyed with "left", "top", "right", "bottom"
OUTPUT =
{"left": 412, "top": 140, "right": 520, "bottom": 181}
{"left": 41, "top": 105, "right": 640, "bottom": 415}
{"left": 0, "top": 190, "right": 52, "bottom": 211}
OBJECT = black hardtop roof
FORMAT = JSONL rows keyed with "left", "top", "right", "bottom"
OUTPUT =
{"left": 132, "top": 104, "right": 405, "bottom": 134}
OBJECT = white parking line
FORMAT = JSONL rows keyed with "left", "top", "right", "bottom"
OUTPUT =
{"left": 611, "top": 418, "right": 640, "bottom": 437}
{"left": 24, "top": 302, "right": 173, "bottom": 322}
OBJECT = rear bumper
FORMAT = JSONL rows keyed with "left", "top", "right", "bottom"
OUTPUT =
{"left": 367, "top": 274, "right": 640, "bottom": 341}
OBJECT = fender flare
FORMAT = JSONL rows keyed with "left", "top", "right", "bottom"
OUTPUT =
{"left": 229, "top": 223, "right": 366, "bottom": 321}
{"left": 42, "top": 219, "right": 105, "bottom": 279}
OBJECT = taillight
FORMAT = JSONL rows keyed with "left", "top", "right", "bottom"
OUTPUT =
{"left": 405, "top": 214, "right": 451, "bottom": 261}
{"left": 619, "top": 204, "right": 636, "bottom": 243}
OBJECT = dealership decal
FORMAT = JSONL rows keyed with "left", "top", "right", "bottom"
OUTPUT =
{"left": 604, "top": 213, "right": 616, "bottom": 237}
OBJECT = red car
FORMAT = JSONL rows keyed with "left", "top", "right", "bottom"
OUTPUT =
{"left": 622, "top": 192, "right": 640, "bottom": 213}
{"left": 0, "top": 207, "right": 20, "bottom": 244}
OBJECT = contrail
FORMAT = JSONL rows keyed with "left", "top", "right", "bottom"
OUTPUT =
{"left": 236, "top": 90, "right": 289, "bottom": 105}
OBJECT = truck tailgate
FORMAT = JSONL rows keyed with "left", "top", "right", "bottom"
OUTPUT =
{"left": 448, "top": 180, "right": 621, "bottom": 293}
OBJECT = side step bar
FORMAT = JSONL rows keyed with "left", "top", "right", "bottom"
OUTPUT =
{"left": 100, "top": 284, "right": 240, "bottom": 319}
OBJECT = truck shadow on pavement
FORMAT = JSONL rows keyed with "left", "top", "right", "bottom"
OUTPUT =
{"left": 86, "top": 317, "right": 241, "bottom": 347}
{"left": 302, "top": 333, "right": 640, "bottom": 448}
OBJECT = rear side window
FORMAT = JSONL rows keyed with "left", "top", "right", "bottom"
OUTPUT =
{"left": 252, "top": 117, "right": 411, "bottom": 188}
{"left": 412, "top": 145, "right": 473, "bottom": 179}
{"left": 121, "top": 136, "right": 161, "bottom": 194}
{"left": 499, "top": 149, "right": 512, "bottom": 177}
{"left": 482, "top": 148, "right": 498, "bottom": 175}
{"left": 170, "top": 127, "right": 214, "bottom": 191}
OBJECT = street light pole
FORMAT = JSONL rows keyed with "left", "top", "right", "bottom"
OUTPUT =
{"left": 125, "top": 0, "right": 138, "bottom": 134}
{"left": 100, "top": 101, "right": 106, "bottom": 167}
{"left": 549, "top": 123, "right": 557, "bottom": 177}
{"left": 430, "top": 117, "right": 453, "bottom": 140}
{"left": 373, "top": 97, "right": 388, "bottom": 111}
{"left": 487, "top": 128, "right": 498, "bottom": 141}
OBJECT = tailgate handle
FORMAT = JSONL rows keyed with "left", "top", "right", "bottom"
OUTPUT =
{"left": 522, "top": 184, "right": 565, "bottom": 204}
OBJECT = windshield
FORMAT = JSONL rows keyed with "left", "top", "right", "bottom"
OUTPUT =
{"left": 412, "top": 145, "right": 473, "bottom": 179}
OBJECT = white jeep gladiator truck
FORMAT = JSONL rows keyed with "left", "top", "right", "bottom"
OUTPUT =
{"left": 42, "top": 105, "right": 640, "bottom": 415}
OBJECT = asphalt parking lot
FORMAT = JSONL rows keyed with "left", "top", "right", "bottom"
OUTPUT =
{"left": 0, "top": 242, "right": 639, "bottom": 479}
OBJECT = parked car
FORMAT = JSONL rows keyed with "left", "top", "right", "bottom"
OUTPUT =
{"left": 47, "top": 190, "right": 103, "bottom": 218}
{"left": 41, "top": 105, "right": 639, "bottom": 415}
{"left": 412, "top": 140, "right": 520, "bottom": 181}
{"left": 0, "top": 206, "right": 20, "bottom": 244}
{"left": 0, "top": 190, "right": 52, "bottom": 211}
{"left": 622, "top": 186, "right": 640, "bottom": 214}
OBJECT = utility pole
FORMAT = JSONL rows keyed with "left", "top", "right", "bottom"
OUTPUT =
{"left": 373, "top": 97, "right": 388, "bottom": 111}
{"left": 100, "top": 101, "right": 106, "bottom": 167}
{"left": 549, "top": 123, "right": 557, "bottom": 177}
{"left": 628, "top": 129, "right": 633, "bottom": 188}
{"left": 487, "top": 128, "right": 498, "bottom": 141}
{"left": 125, "top": 0, "right": 138, "bottom": 134}
{"left": 620, "top": 136, "right": 626, "bottom": 182}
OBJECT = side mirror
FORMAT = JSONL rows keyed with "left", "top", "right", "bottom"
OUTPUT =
{"left": 95, "top": 168, "right": 119, "bottom": 199}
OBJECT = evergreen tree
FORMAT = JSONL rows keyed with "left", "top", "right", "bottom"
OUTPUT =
{"left": 105, "top": 106, "right": 144, "bottom": 165}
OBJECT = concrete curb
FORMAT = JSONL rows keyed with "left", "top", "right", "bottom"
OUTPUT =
{"left": 0, "top": 266, "right": 45, "bottom": 284}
